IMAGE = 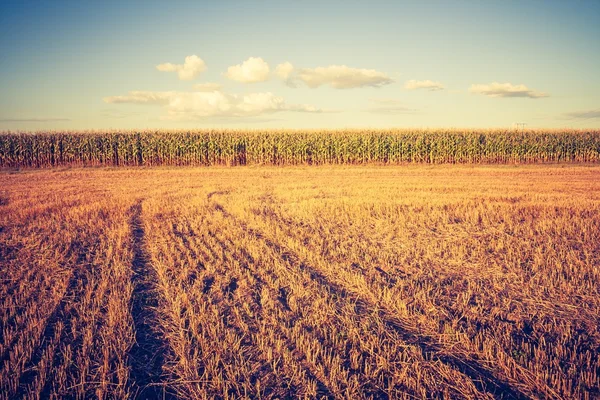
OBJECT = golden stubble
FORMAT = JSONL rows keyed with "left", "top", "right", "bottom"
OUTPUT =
{"left": 0, "top": 165, "right": 598, "bottom": 399}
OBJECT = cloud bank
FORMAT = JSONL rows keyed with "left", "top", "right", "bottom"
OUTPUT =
{"left": 156, "top": 55, "right": 207, "bottom": 80}
{"left": 469, "top": 82, "right": 548, "bottom": 98}
{"left": 404, "top": 80, "right": 445, "bottom": 91}
{"left": 104, "top": 90, "right": 323, "bottom": 120}
{"left": 225, "top": 57, "right": 270, "bottom": 83}
{"left": 221, "top": 58, "right": 393, "bottom": 89}
{"left": 297, "top": 65, "right": 393, "bottom": 89}
{"left": 563, "top": 109, "right": 600, "bottom": 119}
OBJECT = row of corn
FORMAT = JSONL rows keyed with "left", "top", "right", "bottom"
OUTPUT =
{"left": 0, "top": 129, "right": 599, "bottom": 167}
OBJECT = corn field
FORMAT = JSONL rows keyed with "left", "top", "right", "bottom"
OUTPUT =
{"left": 1, "top": 129, "right": 599, "bottom": 167}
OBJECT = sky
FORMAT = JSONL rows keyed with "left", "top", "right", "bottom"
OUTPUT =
{"left": 0, "top": 0, "right": 599, "bottom": 130}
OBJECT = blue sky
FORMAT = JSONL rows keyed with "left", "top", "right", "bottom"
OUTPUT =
{"left": 1, "top": 0, "right": 599, "bottom": 130}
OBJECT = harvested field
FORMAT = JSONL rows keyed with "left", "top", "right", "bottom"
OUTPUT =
{"left": 1, "top": 165, "right": 599, "bottom": 399}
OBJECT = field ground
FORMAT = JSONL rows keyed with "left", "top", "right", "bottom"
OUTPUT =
{"left": 1, "top": 165, "right": 599, "bottom": 399}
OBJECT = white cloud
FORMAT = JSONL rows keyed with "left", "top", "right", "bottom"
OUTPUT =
{"left": 192, "top": 82, "right": 222, "bottom": 92}
{"left": 103, "top": 91, "right": 174, "bottom": 105}
{"left": 469, "top": 82, "right": 548, "bottom": 98}
{"left": 275, "top": 62, "right": 294, "bottom": 80}
{"left": 404, "top": 79, "right": 445, "bottom": 91}
{"left": 275, "top": 62, "right": 297, "bottom": 87}
{"left": 156, "top": 55, "right": 207, "bottom": 80}
{"left": 297, "top": 65, "right": 393, "bottom": 89}
{"left": 104, "top": 90, "right": 323, "bottom": 120}
{"left": 287, "top": 104, "right": 323, "bottom": 113}
{"left": 225, "top": 57, "right": 270, "bottom": 83}
{"left": 221, "top": 59, "right": 392, "bottom": 89}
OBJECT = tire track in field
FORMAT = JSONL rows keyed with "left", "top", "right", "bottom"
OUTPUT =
{"left": 213, "top": 202, "right": 532, "bottom": 400}
{"left": 252, "top": 206, "right": 563, "bottom": 399}
{"left": 199, "top": 228, "right": 337, "bottom": 399}
{"left": 173, "top": 215, "right": 336, "bottom": 398}
{"left": 128, "top": 201, "right": 176, "bottom": 400}
{"left": 0, "top": 266, "right": 38, "bottom": 367}
{"left": 210, "top": 215, "right": 472, "bottom": 399}
{"left": 14, "top": 250, "right": 89, "bottom": 398}
{"left": 208, "top": 197, "right": 431, "bottom": 398}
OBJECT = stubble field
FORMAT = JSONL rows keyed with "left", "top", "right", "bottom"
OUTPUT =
{"left": 1, "top": 165, "right": 599, "bottom": 399}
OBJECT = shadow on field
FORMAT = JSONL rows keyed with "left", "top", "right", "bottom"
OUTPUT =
{"left": 15, "top": 245, "right": 89, "bottom": 398}
{"left": 213, "top": 201, "right": 532, "bottom": 400}
{"left": 129, "top": 201, "right": 176, "bottom": 400}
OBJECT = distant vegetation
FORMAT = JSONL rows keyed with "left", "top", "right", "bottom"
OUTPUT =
{"left": 1, "top": 129, "right": 599, "bottom": 167}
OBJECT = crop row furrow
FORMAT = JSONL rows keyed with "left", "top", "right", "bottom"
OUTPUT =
{"left": 210, "top": 203, "right": 491, "bottom": 399}
{"left": 214, "top": 202, "right": 540, "bottom": 399}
